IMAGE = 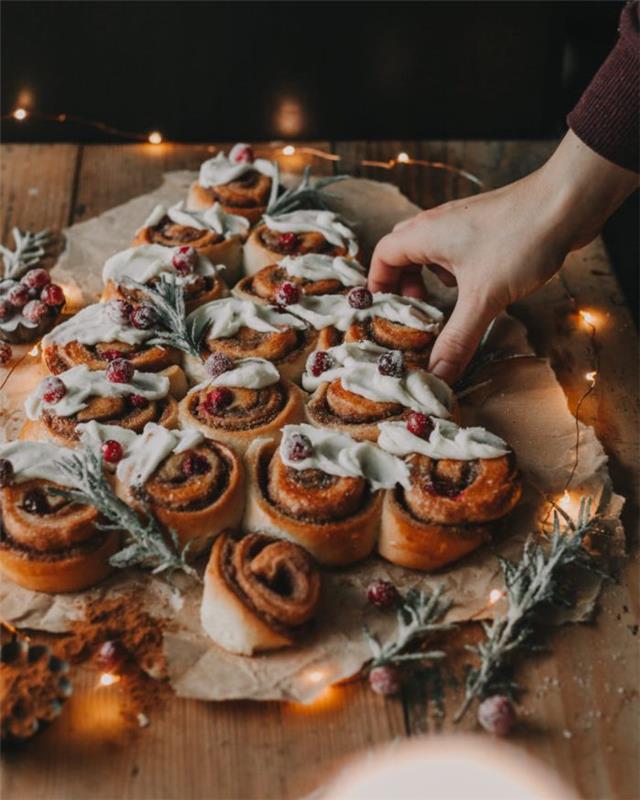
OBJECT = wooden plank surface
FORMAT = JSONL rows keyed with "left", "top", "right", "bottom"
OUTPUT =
{"left": 1, "top": 141, "right": 638, "bottom": 800}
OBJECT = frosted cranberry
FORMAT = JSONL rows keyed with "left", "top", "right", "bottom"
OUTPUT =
{"left": 101, "top": 349, "right": 128, "bottom": 362}
{"left": 130, "top": 304, "right": 158, "bottom": 330}
{"left": 40, "top": 283, "right": 65, "bottom": 307}
{"left": 0, "top": 342, "right": 12, "bottom": 365}
{"left": 367, "top": 580, "right": 401, "bottom": 609}
{"left": 0, "top": 458, "right": 14, "bottom": 487}
{"left": 23, "top": 490, "right": 49, "bottom": 515}
{"left": 8, "top": 284, "right": 30, "bottom": 308}
{"left": 377, "top": 350, "right": 405, "bottom": 378}
{"left": 347, "top": 287, "right": 373, "bottom": 309}
{"left": 0, "top": 300, "right": 13, "bottom": 320}
{"left": 106, "top": 299, "right": 133, "bottom": 325}
{"left": 128, "top": 394, "right": 148, "bottom": 409}
{"left": 230, "top": 143, "right": 254, "bottom": 164}
{"left": 278, "top": 232, "right": 298, "bottom": 252}
{"left": 41, "top": 376, "right": 66, "bottom": 404}
{"left": 205, "top": 352, "right": 234, "bottom": 379}
{"left": 477, "top": 695, "right": 517, "bottom": 736}
{"left": 202, "top": 387, "right": 233, "bottom": 414}
{"left": 21, "top": 268, "right": 51, "bottom": 290}
{"left": 102, "top": 440, "right": 124, "bottom": 464}
{"left": 106, "top": 357, "right": 134, "bottom": 384}
{"left": 284, "top": 432, "right": 312, "bottom": 462}
{"left": 406, "top": 412, "right": 434, "bottom": 440}
{"left": 369, "top": 665, "right": 401, "bottom": 696}
{"left": 308, "top": 350, "right": 333, "bottom": 378}
{"left": 275, "top": 281, "right": 300, "bottom": 306}
{"left": 172, "top": 245, "right": 198, "bottom": 275}
{"left": 96, "top": 640, "right": 127, "bottom": 670}
{"left": 182, "top": 451, "right": 211, "bottom": 477}
{"left": 22, "top": 299, "right": 48, "bottom": 323}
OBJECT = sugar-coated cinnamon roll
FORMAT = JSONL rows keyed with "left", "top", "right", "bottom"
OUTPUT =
{"left": 0, "top": 272, "right": 66, "bottom": 345}
{"left": 114, "top": 423, "right": 244, "bottom": 555}
{"left": 243, "top": 424, "right": 409, "bottom": 566}
{"left": 101, "top": 244, "right": 229, "bottom": 313}
{"left": 0, "top": 441, "right": 120, "bottom": 592}
{"left": 377, "top": 418, "right": 522, "bottom": 570}
{"left": 23, "top": 364, "right": 180, "bottom": 446}
{"left": 234, "top": 253, "right": 367, "bottom": 305}
{"left": 178, "top": 357, "right": 306, "bottom": 454}
{"left": 41, "top": 302, "right": 181, "bottom": 375}
{"left": 201, "top": 531, "right": 321, "bottom": 655}
{"left": 303, "top": 342, "right": 456, "bottom": 442}
{"left": 243, "top": 210, "right": 361, "bottom": 276}
{"left": 188, "top": 144, "right": 277, "bottom": 224}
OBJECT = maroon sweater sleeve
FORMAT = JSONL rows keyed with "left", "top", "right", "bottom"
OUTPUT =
{"left": 567, "top": 1, "right": 639, "bottom": 172}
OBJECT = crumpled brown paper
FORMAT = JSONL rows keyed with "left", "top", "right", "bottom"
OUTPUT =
{"left": 0, "top": 174, "right": 624, "bottom": 702}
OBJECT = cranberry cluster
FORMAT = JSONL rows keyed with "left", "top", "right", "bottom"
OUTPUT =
{"left": 0, "top": 269, "right": 65, "bottom": 328}
{"left": 105, "top": 299, "right": 158, "bottom": 330}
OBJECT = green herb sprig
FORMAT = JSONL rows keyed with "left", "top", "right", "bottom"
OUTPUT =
{"left": 0, "top": 228, "right": 51, "bottom": 280}
{"left": 266, "top": 165, "right": 350, "bottom": 217}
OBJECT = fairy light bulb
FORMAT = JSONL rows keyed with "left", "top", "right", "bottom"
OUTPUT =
{"left": 488, "top": 589, "right": 504, "bottom": 605}
{"left": 585, "top": 371, "right": 597, "bottom": 385}
{"left": 397, "top": 152, "right": 410, "bottom": 163}
{"left": 12, "top": 108, "right": 27, "bottom": 121}
{"left": 282, "top": 145, "right": 296, "bottom": 156}
{"left": 148, "top": 131, "right": 163, "bottom": 145}
{"left": 99, "top": 673, "right": 119, "bottom": 687}
{"left": 579, "top": 310, "right": 597, "bottom": 327}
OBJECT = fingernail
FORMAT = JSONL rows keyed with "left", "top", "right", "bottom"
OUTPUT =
{"left": 430, "top": 359, "right": 459, "bottom": 384}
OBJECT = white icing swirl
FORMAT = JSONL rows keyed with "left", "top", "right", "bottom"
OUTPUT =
{"left": 280, "top": 423, "right": 410, "bottom": 490}
{"left": 103, "top": 244, "right": 219, "bottom": 287}
{"left": 263, "top": 210, "right": 359, "bottom": 256}
{"left": 278, "top": 254, "right": 366, "bottom": 287}
{"left": 0, "top": 441, "right": 78, "bottom": 487}
{"left": 303, "top": 342, "right": 453, "bottom": 418}
{"left": 139, "top": 201, "right": 249, "bottom": 239}
{"left": 115, "top": 422, "right": 204, "bottom": 487}
{"left": 77, "top": 420, "right": 138, "bottom": 451}
{"left": 198, "top": 148, "right": 276, "bottom": 188}
{"left": 25, "top": 364, "right": 169, "bottom": 419}
{"left": 187, "top": 297, "right": 307, "bottom": 340}
{"left": 193, "top": 358, "right": 280, "bottom": 393}
{"left": 288, "top": 292, "right": 444, "bottom": 332}
{"left": 377, "top": 419, "right": 509, "bottom": 461}
{"left": 42, "top": 303, "right": 154, "bottom": 347}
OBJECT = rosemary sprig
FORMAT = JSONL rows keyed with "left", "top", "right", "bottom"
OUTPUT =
{"left": 266, "top": 165, "right": 349, "bottom": 217}
{"left": 365, "top": 586, "right": 454, "bottom": 667}
{"left": 0, "top": 227, "right": 51, "bottom": 280}
{"left": 454, "top": 497, "right": 606, "bottom": 721}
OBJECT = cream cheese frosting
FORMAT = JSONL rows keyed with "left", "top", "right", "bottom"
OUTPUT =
{"left": 139, "top": 201, "right": 250, "bottom": 239}
{"left": 192, "top": 357, "right": 280, "bottom": 393}
{"left": 115, "top": 422, "right": 204, "bottom": 487}
{"left": 278, "top": 254, "right": 366, "bottom": 287}
{"left": 77, "top": 420, "right": 138, "bottom": 451}
{"left": 42, "top": 302, "right": 154, "bottom": 347}
{"left": 187, "top": 297, "right": 307, "bottom": 340}
{"left": 103, "top": 243, "right": 219, "bottom": 287}
{"left": 263, "top": 210, "right": 359, "bottom": 256}
{"left": 377, "top": 419, "right": 509, "bottom": 460}
{"left": 0, "top": 441, "right": 78, "bottom": 486}
{"left": 198, "top": 147, "right": 276, "bottom": 188}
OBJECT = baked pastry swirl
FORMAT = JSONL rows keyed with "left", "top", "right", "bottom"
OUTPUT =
{"left": 0, "top": 441, "right": 119, "bottom": 592}
{"left": 243, "top": 424, "right": 409, "bottom": 566}
{"left": 201, "top": 531, "right": 321, "bottom": 655}
{"left": 377, "top": 419, "right": 522, "bottom": 570}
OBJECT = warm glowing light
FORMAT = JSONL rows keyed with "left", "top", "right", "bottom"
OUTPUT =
{"left": 99, "top": 673, "right": 119, "bottom": 687}
{"left": 13, "top": 108, "right": 27, "bottom": 121}
{"left": 282, "top": 145, "right": 296, "bottom": 156}
{"left": 273, "top": 97, "right": 306, "bottom": 137}
{"left": 148, "top": 131, "right": 163, "bottom": 145}
{"left": 397, "top": 152, "right": 410, "bottom": 163}
{"left": 29, "top": 344, "right": 39, "bottom": 357}
{"left": 556, "top": 490, "right": 583, "bottom": 521}
{"left": 488, "top": 589, "right": 504, "bottom": 605}
{"left": 586, "top": 371, "right": 597, "bottom": 385}
{"left": 579, "top": 309, "right": 597, "bottom": 327}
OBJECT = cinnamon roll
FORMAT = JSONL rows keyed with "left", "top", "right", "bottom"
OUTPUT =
{"left": 23, "top": 364, "right": 180, "bottom": 446}
{"left": 187, "top": 144, "right": 277, "bottom": 224}
{"left": 102, "top": 244, "right": 229, "bottom": 313}
{"left": 201, "top": 531, "right": 321, "bottom": 655}
{"left": 42, "top": 302, "right": 180, "bottom": 375}
{"left": 244, "top": 210, "right": 361, "bottom": 276}
{"left": 377, "top": 418, "right": 522, "bottom": 570}
{"left": 0, "top": 272, "right": 66, "bottom": 345}
{"left": 178, "top": 357, "right": 306, "bottom": 454}
{"left": 114, "top": 424, "right": 244, "bottom": 555}
{"left": 184, "top": 297, "right": 321, "bottom": 384}
{"left": 234, "top": 253, "right": 367, "bottom": 305}
{"left": 0, "top": 442, "right": 119, "bottom": 592}
{"left": 303, "top": 342, "right": 456, "bottom": 442}
{"left": 243, "top": 424, "right": 409, "bottom": 566}
{"left": 132, "top": 201, "right": 249, "bottom": 284}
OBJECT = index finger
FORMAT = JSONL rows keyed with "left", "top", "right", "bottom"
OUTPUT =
{"left": 368, "top": 221, "right": 433, "bottom": 294}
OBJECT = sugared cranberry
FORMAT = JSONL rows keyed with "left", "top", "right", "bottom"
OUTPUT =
{"left": 21, "top": 268, "right": 51, "bottom": 290}
{"left": 202, "top": 387, "right": 233, "bottom": 414}
{"left": 105, "top": 357, "right": 134, "bottom": 384}
{"left": 406, "top": 412, "right": 434, "bottom": 440}
{"left": 172, "top": 245, "right": 198, "bottom": 276}
{"left": 0, "top": 458, "right": 14, "bottom": 487}
{"left": 477, "top": 695, "right": 517, "bottom": 736}
{"left": 205, "top": 352, "right": 234, "bottom": 379}
{"left": 23, "top": 490, "right": 49, "bottom": 515}
{"left": 96, "top": 640, "right": 128, "bottom": 671}
{"left": 182, "top": 451, "right": 211, "bottom": 477}
{"left": 8, "top": 284, "right": 30, "bottom": 308}
{"left": 284, "top": 432, "right": 313, "bottom": 462}
{"left": 0, "top": 300, "right": 13, "bottom": 320}
{"left": 101, "top": 349, "right": 128, "bottom": 362}
{"left": 369, "top": 665, "right": 401, "bottom": 696}
{"left": 275, "top": 281, "right": 300, "bottom": 306}
{"left": 229, "top": 143, "right": 254, "bottom": 164}
{"left": 278, "top": 232, "right": 298, "bottom": 252}
{"left": 130, "top": 304, "right": 158, "bottom": 330}
{"left": 41, "top": 376, "right": 67, "bottom": 404}
{"left": 377, "top": 350, "right": 405, "bottom": 378}
{"left": 0, "top": 343, "right": 12, "bottom": 366}
{"left": 128, "top": 393, "right": 148, "bottom": 409}
{"left": 347, "top": 287, "right": 373, "bottom": 310}
{"left": 308, "top": 350, "right": 333, "bottom": 378}
{"left": 367, "top": 580, "right": 401, "bottom": 609}
{"left": 40, "top": 283, "right": 65, "bottom": 307}
{"left": 106, "top": 299, "right": 133, "bottom": 325}
{"left": 22, "top": 299, "right": 48, "bottom": 323}
{"left": 102, "top": 440, "right": 124, "bottom": 464}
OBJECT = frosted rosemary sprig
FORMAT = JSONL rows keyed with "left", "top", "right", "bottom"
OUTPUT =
{"left": 454, "top": 497, "right": 607, "bottom": 721}
{"left": 266, "top": 165, "right": 349, "bottom": 217}
{"left": 365, "top": 586, "right": 454, "bottom": 667}
{"left": 0, "top": 228, "right": 51, "bottom": 280}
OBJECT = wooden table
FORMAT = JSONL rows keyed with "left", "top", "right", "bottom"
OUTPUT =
{"left": 1, "top": 142, "right": 638, "bottom": 800}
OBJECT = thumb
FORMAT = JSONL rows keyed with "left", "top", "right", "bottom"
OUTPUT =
{"left": 428, "top": 290, "right": 495, "bottom": 385}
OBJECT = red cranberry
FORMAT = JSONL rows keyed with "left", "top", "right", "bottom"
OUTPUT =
{"left": 21, "top": 268, "right": 51, "bottom": 290}
{"left": 202, "top": 387, "right": 233, "bottom": 414}
{"left": 172, "top": 245, "right": 198, "bottom": 276}
{"left": 106, "top": 299, "right": 133, "bottom": 325}
{"left": 130, "top": 304, "right": 158, "bottom": 330}
{"left": 205, "top": 352, "right": 234, "bottom": 379}
{"left": 477, "top": 695, "right": 517, "bottom": 736}
{"left": 41, "top": 376, "right": 67, "bottom": 404}
{"left": 377, "top": 350, "right": 405, "bottom": 378}
{"left": 22, "top": 299, "right": 48, "bottom": 323}
{"left": 284, "top": 432, "right": 313, "bottom": 462}
{"left": 96, "top": 640, "right": 128, "bottom": 671}
{"left": 406, "top": 412, "right": 434, "bottom": 440}
{"left": 278, "top": 232, "right": 298, "bottom": 252}
{"left": 102, "top": 440, "right": 124, "bottom": 464}
{"left": 230, "top": 143, "right": 254, "bottom": 164}
{"left": 0, "top": 300, "right": 13, "bottom": 320}
{"left": 367, "top": 580, "right": 401, "bottom": 609}
{"left": 347, "top": 287, "right": 373, "bottom": 310}
{"left": 0, "top": 458, "right": 14, "bottom": 487}
{"left": 106, "top": 357, "right": 134, "bottom": 384}
{"left": 0, "top": 342, "right": 12, "bottom": 366}
{"left": 101, "top": 349, "right": 128, "bottom": 362}
{"left": 308, "top": 350, "right": 333, "bottom": 378}
{"left": 128, "top": 393, "right": 148, "bottom": 409}
{"left": 275, "top": 281, "right": 300, "bottom": 306}
{"left": 40, "top": 283, "right": 65, "bottom": 307}
{"left": 182, "top": 451, "right": 211, "bottom": 477}
{"left": 23, "top": 489, "right": 49, "bottom": 515}
{"left": 369, "top": 665, "right": 401, "bottom": 696}
{"left": 8, "top": 284, "right": 30, "bottom": 308}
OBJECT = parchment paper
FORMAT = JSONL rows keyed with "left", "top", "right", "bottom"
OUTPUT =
{"left": 0, "top": 174, "right": 624, "bottom": 702}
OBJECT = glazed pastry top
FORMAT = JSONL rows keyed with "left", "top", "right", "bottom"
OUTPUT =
{"left": 114, "top": 422, "right": 203, "bottom": 487}
{"left": 0, "top": 440, "right": 77, "bottom": 486}
{"left": 198, "top": 146, "right": 276, "bottom": 188}
{"left": 188, "top": 297, "right": 307, "bottom": 339}
{"left": 193, "top": 357, "right": 280, "bottom": 391}
{"left": 139, "top": 201, "right": 250, "bottom": 239}
{"left": 378, "top": 418, "right": 510, "bottom": 461}
{"left": 42, "top": 302, "right": 154, "bottom": 347}
{"left": 103, "top": 243, "right": 219, "bottom": 286}
{"left": 278, "top": 254, "right": 366, "bottom": 287}
{"left": 262, "top": 210, "right": 359, "bottom": 256}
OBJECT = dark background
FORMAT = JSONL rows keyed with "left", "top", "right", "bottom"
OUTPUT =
{"left": 1, "top": 0, "right": 637, "bottom": 317}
